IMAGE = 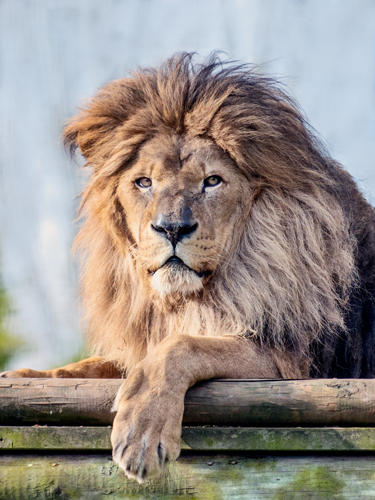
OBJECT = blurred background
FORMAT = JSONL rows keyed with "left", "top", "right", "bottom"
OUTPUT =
{"left": 0, "top": 0, "right": 374, "bottom": 370}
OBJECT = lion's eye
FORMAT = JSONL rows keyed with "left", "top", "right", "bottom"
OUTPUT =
{"left": 203, "top": 175, "right": 222, "bottom": 188}
{"left": 135, "top": 177, "right": 152, "bottom": 188}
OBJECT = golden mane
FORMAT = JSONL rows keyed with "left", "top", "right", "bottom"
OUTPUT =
{"left": 64, "top": 53, "right": 356, "bottom": 374}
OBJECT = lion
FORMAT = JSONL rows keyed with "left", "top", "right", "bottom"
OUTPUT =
{"left": 2, "top": 53, "right": 375, "bottom": 482}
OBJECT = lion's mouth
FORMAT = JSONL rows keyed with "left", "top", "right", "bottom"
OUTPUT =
{"left": 148, "top": 255, "right": 213, "bottom": 296}
{"left": 165, "top": 256, "right": 186, "bottom": 267}
{"left": 150, "top": 256, "right": 211, "bottom": 279}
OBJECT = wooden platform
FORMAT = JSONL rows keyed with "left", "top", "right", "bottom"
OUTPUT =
{"left": 1, "top": 378, "right": 375, "bottom": 499}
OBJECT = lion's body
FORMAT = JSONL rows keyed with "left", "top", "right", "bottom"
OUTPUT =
{"left": 63, "top": 54, "right": 375, "bottom": 378}
{"left": 3, "top": 54, "right": 375, "bottom": 480}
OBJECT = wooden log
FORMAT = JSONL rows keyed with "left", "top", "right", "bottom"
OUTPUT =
{"left": 0, "top": 377, "right": 118, "bottom": 426}
{"left": 2, "top": 425, "right": 375, "bottom": 452}
{"left": 2, "top": 378, "right": 375, "bottom": 426}
{"left": 1, "top": 453, "right": 375, "bottom": 499}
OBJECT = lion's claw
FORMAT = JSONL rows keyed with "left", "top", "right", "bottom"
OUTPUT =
{"left": 112, "top": 425, "right": 180, "bottom": 482}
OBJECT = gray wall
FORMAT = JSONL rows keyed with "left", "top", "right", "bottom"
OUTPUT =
{"left": 1, "top": 0, "right": 374, "bottom": 369}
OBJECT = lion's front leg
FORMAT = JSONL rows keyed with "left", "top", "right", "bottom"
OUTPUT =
{"left": 111, "top": 334, "right": 300, "bottom": 482}
{"left": 0, "top": 356, "right": 122, "bottom": 378}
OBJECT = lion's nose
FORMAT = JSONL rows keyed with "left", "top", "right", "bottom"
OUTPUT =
{"left": 152, "top": 213, "right": 198, "bottom": 248}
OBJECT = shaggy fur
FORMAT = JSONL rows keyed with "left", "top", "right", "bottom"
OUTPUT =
{"left": 62, "top": 53, "right": 375, "bottom": 378}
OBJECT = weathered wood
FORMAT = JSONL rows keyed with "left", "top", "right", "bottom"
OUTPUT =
{"left": 0, "top": 426, "right": 112, "bottom": 451}
{"left": 2, "top": 425, "right": 375, "bottom": 452}
{"left": 2, "top": 379, "right": 375, "bottom": 499}
{"left": 0, "top": 453, "right": 374, "bottom": 499}
{"left": 0, "top": 377, "right": 118, "bottom": 425}
{"left": 2, "top": 377, "right": 375, "bottom": 426}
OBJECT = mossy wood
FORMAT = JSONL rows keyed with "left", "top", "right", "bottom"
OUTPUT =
{"left": 2, "top": 377, "right": 375, "bottom": 426}
{"left": 2, "top": 379, "right": 375, "bottom": 499}
{"left": 1, "top": 453, "right": 375, "bottom": 499}
{"left": 2, "top": 425, "right": 375, "bottom": 452}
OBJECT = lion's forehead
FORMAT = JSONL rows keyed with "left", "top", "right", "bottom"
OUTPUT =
{"left": 133, "top": 134, "right": 229, "bottom": 182}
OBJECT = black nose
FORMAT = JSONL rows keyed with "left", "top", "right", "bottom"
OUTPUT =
{"left": 152, "top": 213, "right": 198, "bottom": 248}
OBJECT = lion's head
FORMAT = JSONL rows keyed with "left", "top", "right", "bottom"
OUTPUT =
{"left": 64, "top": 54, "right": 356, "bottom": 373}
{"left": 116, "top": 133, "right": 250, "bottom": 299}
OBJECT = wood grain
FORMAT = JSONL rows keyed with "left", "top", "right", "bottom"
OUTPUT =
{"left": 2, "top": 377, "right": 375, "bottom": 426}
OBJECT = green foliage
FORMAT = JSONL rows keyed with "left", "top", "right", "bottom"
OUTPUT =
{"left": 0, "top": 279, "right": 23, "bottom": 371}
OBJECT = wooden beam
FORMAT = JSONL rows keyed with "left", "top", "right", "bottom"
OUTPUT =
{"left": 1, "top": 453, "right": 375, "bottom": 499}
{"left": 2, "top": 378, "right": 375, "bottom": 426}
{"left": 2, "top": 426, "right": 375, "bottom": 452}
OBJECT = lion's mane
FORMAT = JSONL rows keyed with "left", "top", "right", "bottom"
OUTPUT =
{"left": 64, "top": 54, "right": 375, "bottom": 377}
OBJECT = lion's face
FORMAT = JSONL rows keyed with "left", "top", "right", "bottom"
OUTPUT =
{"left": 117, "top": 134, "right": 250, "bottom": 296}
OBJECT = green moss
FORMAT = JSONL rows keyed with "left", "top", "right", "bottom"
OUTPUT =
{"left": 274, "top": 466, "right": 345, "bottom": 499}
{"left": 250, "top": 456, "right": 278, "bottom": 472}
{"left": 0, "top": 427, "right": 113, "bottom": 451}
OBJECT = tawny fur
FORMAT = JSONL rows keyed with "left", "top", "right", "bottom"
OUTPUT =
{"left": 65, "top": 54, "right": 357, "bottom": 374}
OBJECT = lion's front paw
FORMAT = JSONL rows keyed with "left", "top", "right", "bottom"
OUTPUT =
{"left": 111, "top": 367, "right": 184, "bottom": 483}
{"left": 0, "top": 368, "right": 49, "bottom": 378}
{"left": 0, "top": 370, "right": 29, "bottom": 378}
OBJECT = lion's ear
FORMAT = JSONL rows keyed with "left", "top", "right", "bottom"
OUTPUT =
{"left": 63, "top": 113, "right": 88, "bottom": 159}
{"left": 63, "top": 109, "right": 120, "bottom": 167}
{"left": 63, "top": 79, "right": 141, "bottom": 167}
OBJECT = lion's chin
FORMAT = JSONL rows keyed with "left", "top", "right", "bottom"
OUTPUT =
{"left": 150, "top": 263, "right": 203, "bottom": 296}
